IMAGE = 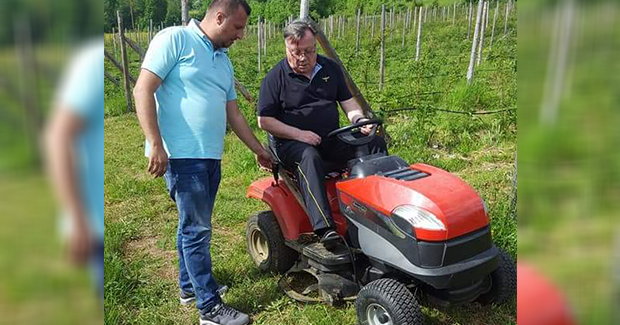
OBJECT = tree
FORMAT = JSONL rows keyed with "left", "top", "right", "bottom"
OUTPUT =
{"left": 141, "top": 0, "right": 167, "bottom": 27}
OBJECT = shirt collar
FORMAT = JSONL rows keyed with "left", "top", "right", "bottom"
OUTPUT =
{"left": 188, "top": 19, "right": 228, "bottom": 54}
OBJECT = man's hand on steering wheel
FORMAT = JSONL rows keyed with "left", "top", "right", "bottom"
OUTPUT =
{"left": 355, "top": 116, "right": 376, "bottom": 135}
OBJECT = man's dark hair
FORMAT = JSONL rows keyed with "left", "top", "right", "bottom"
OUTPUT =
{"left": 208, "top": 0, "right": 251, "bottom": 16}
{"left": 283, "top": 19, "right": 318, "bottom": 42}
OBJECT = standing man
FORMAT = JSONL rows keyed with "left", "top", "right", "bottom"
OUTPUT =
{"left": 45, "top": 39, "right": 104, "bottom": 300}
{"left": 133, "top": 1, "right": 270, "bottom": 324}
{"left": 257, "top": 20, "right": 387, "bottom": 250}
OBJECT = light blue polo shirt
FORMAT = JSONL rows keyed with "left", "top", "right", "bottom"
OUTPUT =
{"left": 142, "top": 19, "right": 237, "bottom": 159}
{"left": 57, "top": 39, "right": 104, "bottom": 239}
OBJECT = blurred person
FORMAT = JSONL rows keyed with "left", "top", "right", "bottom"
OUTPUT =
{"left": 44, "top": 39, "right": 104, "bottom": 298}
{"left": 133, "top": 0, "right": 271, "bottom": 324}
{"left": 257, "top": 19, "right": 387, "bottom": 250}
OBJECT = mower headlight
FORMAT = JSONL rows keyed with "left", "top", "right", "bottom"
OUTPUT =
{"left": 392, "top": 205, "right": 446, "bottom": 231}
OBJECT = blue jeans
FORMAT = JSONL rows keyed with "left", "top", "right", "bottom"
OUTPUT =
{"left": 164, "top": 159, "right": 222, "bottom": 313}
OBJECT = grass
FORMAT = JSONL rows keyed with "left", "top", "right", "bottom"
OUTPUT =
{"left": 104, "top": 112, "right": 516, "bottom": 324}
{"left": 104, "top": 7, "right": 516, "bottom": 325}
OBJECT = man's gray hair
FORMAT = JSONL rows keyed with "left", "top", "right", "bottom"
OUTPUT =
{"left": 283, "top": 19, "right": 318, "bottom": 42}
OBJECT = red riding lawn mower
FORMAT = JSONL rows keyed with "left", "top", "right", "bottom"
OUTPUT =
{"left": 245, "top": 119, "right": 516, "bottom": 325}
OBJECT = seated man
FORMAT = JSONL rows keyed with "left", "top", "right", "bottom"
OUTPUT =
{"left": 257, "top": 19, "right": 387, "bottom": 250}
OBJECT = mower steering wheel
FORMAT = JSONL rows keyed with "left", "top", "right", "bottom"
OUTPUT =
{"left": 326, "top": 118, "right": 383, "bottom": 146}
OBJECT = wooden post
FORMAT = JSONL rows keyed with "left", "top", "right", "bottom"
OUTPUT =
{"left": 257, "top": 17, "right": 261, "bottom": 72}
{"left": 329, "top": 15, "right": 333, "bottom": 39}
{"left": 415, "top": 7, "right": 423, "bottom": 61}
{"left": 467, "top": 0, "right": 484, "bottom": 85}
{"left": 181, "top": 0, "right": 189, "bottom": 26}
{"left": 413, "top": 7, "right": 417, "bottom": 33}
{"left": 477, "top": 1, "right": 488, "bottom": 66}
{"left": 453, "top": 2, "right": 456, "bottom": 25}
{"left": 401, "top": 10, "right": 406, "bottom": 48}
{"left": 299, "top": 0, "right": 310, "bottom": 19}
{"left": 149, "top": 19, "right": 153, "bottom": 44}
{"left": 371, "top": 16, "right": 375, "bottom": 39}
{"left": 355, "top": 8, "right": 361, "bottom": 52}
{"left": 467, "top": 2, "right": 473, "bottom": 39}
{"left": 504, "top": 0, "right": 511, "bottom": 35}
{"left": 379, "top": 5, "right": 386, "bottom": 91}
{"left": 112, "top": 27, "right": 118, "bottom": 57}
{"left": 262, "top": 22, "right": 266, "bottom": 55}
{"left": 489, "top": 1, "right": 499, "bottom": 50}
{"left": 117, "top": 11, "right": 133, "bottom": 111}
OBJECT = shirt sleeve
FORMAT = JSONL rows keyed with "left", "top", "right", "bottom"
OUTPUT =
{"left": 257, "top": 71, "right": 281, "bottom": 117}
{"left": 57, "top": 39, "right": 104, "bottom": 121}
{"left": 335, "top": 62, "right": 353, "bottom": 102}
{"left": 141, "top": 28, "right": 183, "bottom": 81}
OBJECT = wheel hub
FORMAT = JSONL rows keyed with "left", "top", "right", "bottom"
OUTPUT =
{"left": 366, "top": 303, "right": 393, "bottom": 325}
{"left": 249, "top": 228, "right": 269, "bottom": 263}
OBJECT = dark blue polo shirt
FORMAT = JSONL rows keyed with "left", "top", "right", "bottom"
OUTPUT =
{"left": 257, "top": 55, "right": 353, "bottom": 142}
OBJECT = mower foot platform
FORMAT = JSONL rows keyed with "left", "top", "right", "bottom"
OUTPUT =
{"left": 286, "top": 240, "right": 351, "bottom": 266}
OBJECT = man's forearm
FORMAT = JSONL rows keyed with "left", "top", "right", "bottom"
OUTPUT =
{"left": 134, "top": 89, "right": 163, "bottom": 146}
{"left": 258, "top": 116, "right": 301, "bottom": 140}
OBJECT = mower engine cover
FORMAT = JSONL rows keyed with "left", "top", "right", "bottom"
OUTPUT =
{"left": 336, "top": 163, "right": 489, "bottom": 242}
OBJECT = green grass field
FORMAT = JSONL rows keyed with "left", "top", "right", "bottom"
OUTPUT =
{"left": 104, "top": 5, "right": 516, "bottom": 324}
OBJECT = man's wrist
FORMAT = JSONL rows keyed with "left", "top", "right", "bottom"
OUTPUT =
{"left": 353, "top": 115, "right": 366, "bottom": 124}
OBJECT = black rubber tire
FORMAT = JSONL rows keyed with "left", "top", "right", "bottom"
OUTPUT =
{"left": 246, "top": 211, "right": 298, "bottom": 274}
{"left": 477, "top": 249, "right": 517, "bottom": 305}
{"left": 356, "top": 278, "right": 424, "bottom": 325}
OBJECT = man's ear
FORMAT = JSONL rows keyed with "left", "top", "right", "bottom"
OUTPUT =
{"left": 215, "top": 11, "right": 226, "bottom": 26}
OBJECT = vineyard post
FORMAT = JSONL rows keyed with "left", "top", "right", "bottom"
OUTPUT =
{"left": 504, "top": 0, "right": 511, "bottom": 35}
{"left": 453, "top": 2, "right": 456, "bottom": 25}
{"left": 415, "top": 7, "right": 423, "bottom": 61}
{"left": 181, "top": 0, "right": 189, "bottom": 26}
{"left": 379, "top": 5, "right": 385, "bottom": 91}
{"left": 112, "top": 27, "right": 118, "bottom": 57}
{"left": 489, "top": 1, "right": 499, "bottom": 50}
{"left": 257, "top": 17, "right": 261, "bottom": 72}
{"left": 117, "top": 11, "right": 133, "bottom": 112}
{"left": 262, "top": 22, "right": 266, "bottom": 55}
{"left": 401, "top": 11, "right": 406, "bottom": 48}
{"left": 356, "top": 8, "right": 361, "bottom": 52}
{"left": 467, "top": 1, "right": 473, "bottom": 39}
{"left": 300, "top": 0, "right": 309, "bottom": 19}
{"left": 476, "top": 1, "right": 488, "bottom": 66}
{"left": 467, "top": 0, "right": 484, "bottom": 85}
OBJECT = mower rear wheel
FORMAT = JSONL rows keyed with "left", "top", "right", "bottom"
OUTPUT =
{"left": 246, "top": 211, "right": 298, "bottom": 274}
{"left": 356, "top": 278, "right": 424, "bottom": 325}
{"left": 477, "top": 249, "right": 517, "bottom": 305}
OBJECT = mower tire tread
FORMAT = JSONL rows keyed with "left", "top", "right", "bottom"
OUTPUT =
{"left": 478, "top": 249, "right": 517, "bottom": 305}
{"left": 357, "top": 278, "right": 424, "bottom": 325}
{"left": 248, "top": 211, "right": 298, "bottom": 274}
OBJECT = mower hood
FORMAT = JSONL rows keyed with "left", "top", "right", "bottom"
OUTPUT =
{"left": 336, "top": 163, "right": 489, "bottom": 241}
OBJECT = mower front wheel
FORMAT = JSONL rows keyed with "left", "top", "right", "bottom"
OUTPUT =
{"left": 356, "top": 278, "right": 424, "bottom": 325}
{"left": 477, "top": 249, "right": 517, "bottom": 305}
{"left": 246, "top": 211, "right": 298, "bottom": 274}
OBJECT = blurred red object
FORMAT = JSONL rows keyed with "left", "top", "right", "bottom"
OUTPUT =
{"left": 518, "top": 262, "right": 576, "bottom": 325}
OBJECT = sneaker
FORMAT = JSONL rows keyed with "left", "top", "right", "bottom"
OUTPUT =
{"left": 320, "top": 230, "right": 342, "bottom": 251}
{"left": 200, "top": 303, "right": 250, "bottom": 325}
{"left": 180, "top": 285, "right": 229, "bottom": 306}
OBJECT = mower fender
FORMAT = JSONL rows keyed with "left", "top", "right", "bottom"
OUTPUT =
{"left": 247, "top": 177, "right": 313, "bottom": 241}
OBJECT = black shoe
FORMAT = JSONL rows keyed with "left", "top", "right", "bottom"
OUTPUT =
{"left": 200, "top": 303, "right": 250, "bottom": 325}
{"left": 320, "top": 230, "right": 341, "bottom": 251}
{"left": 180, "top": 285, "right": 228, "bottom": 306}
